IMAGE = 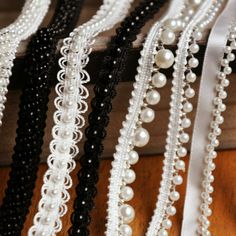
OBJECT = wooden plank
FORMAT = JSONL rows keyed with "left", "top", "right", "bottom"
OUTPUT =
{"left": 0, "top": 151, "right": 235, "bottom": 235}
{"left": 1, "top": 74, "right": 236, "bottom": 165}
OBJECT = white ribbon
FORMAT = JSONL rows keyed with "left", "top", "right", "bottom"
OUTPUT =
{"left": 181, "top": 0, "right": 236, "bottom": 235}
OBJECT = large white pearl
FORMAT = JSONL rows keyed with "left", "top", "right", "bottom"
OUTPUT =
{"left": 181, "top": 117, "right": 191, "bottom": 128}
{"left": 160, "top": 29, "right": 175, "bottom": 45}
{"left": 162, "top": 219, "right": 172, "bottom": 229}
{"left": 140, "top": 107, "right": 155, "bottom": 123}
{"left": 186, "top": 72, "right": 197, "bottom": 83}
{"left": 119, "top": 204, "right": 135, "bottom": 223}
{"left": 190, "top": 43, "right": 200, "bottom": 53}
{"left": 146, "top": 90, "right": 160, "bottom": 105}
{"left": 188, "top": 57, "right": 199, "bottom": 68}
{"left": 185, "top": 87, "right": 195, "bottom": 98}
{"left": 119, "top": 224, "right": 133, "bottom": 236}
{"left": 180, "top": 133, "right": 189, "bottom": 143}
{"left": 128, "top": 150, "right": 139, "bottom": 165}
{"left": 133, "top": 127, "right": 150, "bottom": 147}
{"left": 152, "top": 72, "right": 167, "bottom": 88}
{"left": 155, "top": 49, "right": 174, "bottom": 69}
{"left": 124, "top": 169, "right": 136, "bottom": 184}
{"left": 120, "top": 186, "right": 134, "bottom": 201}
{"left": 177, "top": 147, "right": 187, "bottom": 157}
{"left": 173, "top": 175, "right": 183, "bottom": 185}
{"left": 170, "top": 191, "right": 180, "bottom": 201}
{"left": 183, "top": 102, "right": 193, "bottom": 113}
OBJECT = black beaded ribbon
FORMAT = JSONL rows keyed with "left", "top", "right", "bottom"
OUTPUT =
{"left": 0, "top": 0, "right": 84, "bottom": 235}
{"left": 69, "top": 0, "right": 166, "bottom": 235}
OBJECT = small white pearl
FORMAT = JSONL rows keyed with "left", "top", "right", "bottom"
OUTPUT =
{"left": 140, "top": 107, "right": 155, "bottom": 123}
{"left": 188, "top": 57, "right": 199, "bottom": 68}
{"left": 119, "top": 224, "right": 133, "bottom": 236}
{"left": 204, "top": 207, "right": 212, "bottom": 216}
{"left": 181, "top": 118, "right": 191, "bottom": 128}
{"left": 119, "top": 204, "right": 135, "bottom": 223}
{"left": 225, "top": 46, "right": 232, "bottom": 53}
{"left": 167, "top": 206, "right": 176, "bottom": 216}
{"left": 186, "top": 72, "right": 197, "bottom": 82}
{"left": 158, "top": 228, "right": 168, "bottom": 236}
{"left": 146, "top": 90, "right": 160, "bottom": 105}
{"left": 216, "top": 115, "right": 224, "bottom": 124}
{"left": 133, "top": 127, "right": 150, "bottom": 147}
{"left": 224, "top": 66, "right": 232, "bottom": 75}
{"left": 124, "top": 169, "right": 136, "bottom": 184}
{"left": 173, "top": 175, "right": 183, "bottom": 185}
{"left": 227, "top": 53, "right": 235, "bottom": 61}
{"left": 152, "top": 72, "right": 167, "bottom": 88}
{"left": 221, "top": 79, "right": 230, "bottom": 87}
{"left": 120, "top": 186, "right": 134, "bottom": 201}
{"left": 162, "top": 219, "right": 172, "bottom": 229}
{"left": 128, "top": 150, "right": 139, "bottom": 165}
{"left": 185, "top": 87, "right": 195, "bottom": 98}
{"left": 155, "top": 49, "right": 175, "bottom": 69}
{"left": 180, "top": 133, "right": 189, "bottom": 143}
{"left": 175, "top": 160, "right": 185, "bottom": 171}
{"left": 183, "top": 102, "right": 193, "bottom": 113}
{"left": 221, "top": 59, "right": 229, "bottom": 67}
{"left": 218, "top": 103, "right": 226, "bottom": 112}
{"left": 170, "top": 191, "right": 180, "bottom": 201}
{"left": 217, "top": 72, "right": 226, "bottom": 80}
{"left": 189, "top": 43, "right": 199, "bottom": 53}
{"left": 177, "top": 147, "right": 187, "bottom": 157}
{"left": 160, "top": 29, "right": 175, "bottom": 45}
{"left": 230, "top": 41, "right": 236, "bottom": 49}
{"left": 163, "top": 19, "right": 177, "bottom": 31}
{"left": 193, "top": 30, "right": 203, "bottom": 40}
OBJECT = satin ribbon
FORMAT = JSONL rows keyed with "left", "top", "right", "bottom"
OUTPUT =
{"left": 181, "top": 0, "right": 236, "bottom": 235}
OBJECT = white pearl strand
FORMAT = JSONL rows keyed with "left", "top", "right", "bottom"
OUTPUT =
{"left": 197, "top": 24, "right": 236, "bottom": 236}
{"left": 106, "top": 2, "right": 204, "bottom": 236}
{"left": 146, "top": 1, "right": 224, "bottom": 236}
{"left": 28, "top": 1, "right": 134, "bottom": 236}
{"left": 0, "top": 0, "right": 50, "bottom": 127}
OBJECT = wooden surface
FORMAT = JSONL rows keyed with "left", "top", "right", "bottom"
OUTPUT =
{"left": 0, "top": 150, "right": 236, "bottom": 235}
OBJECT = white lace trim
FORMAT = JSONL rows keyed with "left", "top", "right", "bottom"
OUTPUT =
{"left": 28, "top": 1, "right": 134, "bottom": 235}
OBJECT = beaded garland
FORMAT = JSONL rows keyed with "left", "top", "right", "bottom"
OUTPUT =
{"left": 69, "top": 1, "right": 167, "bottom": 235}
{"left": 0, "top": 1, "right": 84, "bottom": 235}
{"left": 28, "top": 1, "right": 134, "bottom": 235}
{"left": 0, "top": 0, "right": 51, "bottom": 127}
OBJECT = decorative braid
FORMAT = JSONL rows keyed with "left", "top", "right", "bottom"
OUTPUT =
{"left": 69, "top": 1, "right": 166, "bottom": 235}
{"left": 0, "top": 1, "right": 84, "bottom": 235}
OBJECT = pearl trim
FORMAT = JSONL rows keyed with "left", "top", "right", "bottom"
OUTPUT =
{"left": 0, "top": 0, "right": 50, "bottom": 127}
{"left": 28, "top": 1, "right": 134, "bottom": 235}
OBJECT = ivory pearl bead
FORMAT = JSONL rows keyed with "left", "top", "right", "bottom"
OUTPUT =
{"left": 128, "top": 150, "right": 139, "bottom": 165}
{"left": 162, "top": 219, "right": 172, "bottom": 229}
{"left": 119, "top": 204, "right": 135, "bottom": 223}
{"left": 120, "top": 186, "right": 134, "bottom": 201}
{"left": 221, "top": 59, "right": 229, "bottom": 67}
{"left": 181, "top": 117, "right": 191, "bottom": 128}
{"left": 163, "top": 19, "right": 177, "bottom": 31}
{"left": 177, "top": 147, "right": 187, "bottom": 157}
{"left": 175, "top": 160, "right": 185, "bottom": 170}
{"left": 188, "top": 57, "right": 199, "bottom": 68}
{"left": 193, "top": 31, "right": 203, "bottom": 40}
{"left": 189, "top": 43, "right": 199, "bottom": 53}
{"left": 155, "top": 49, "right": 174, "bottom": 69}
{"left": 173, "top": 175, "right": 183, "bottom": 185}
{"left": 119, "top": 224, "right": 133, "bottom": 236}
{"left": 221, "top": 79, "right": 230, "bottom": 87}
{"left": 152, "top": 72, "right": 167, "bottom": 88}
{"left": 218, "top": 103, "right": 226, "bottom": 112}
{"left": 140, "top": 107, "right": 155, "bottom": 123}
{"left": 158, "top": 229, "right": 168, "bottom": 236}
{"left": 183, "top": 102, "right": 193, "bottom": 113}
{"left": 170, "top": 191, "right": 180, "bottom": 201}
{"left": 185, "top": 87, "right": 195, "bottom": 98}
{"left": 186, "top": 72, "right": 197, "bottom": 82}
{"left": 160, "top": 29, "right": 175, "bottom": 45}
{"left": 225, "top": 46, "right": 232, "bottom": 53}
{"left": 146, "top": 90, "right": 160, "bottom": 105}
{"left": 227, "top": 53, "right": 235, "bottom": 61}
{"left": 167, "top": 206, "right": 176, "bottom": 216}
{"left": 180, "top": 133, "right": 189, "bottom": 143}
{"left": 224, "top": 66, "right": 232, "bottom": 75}
{"left": 124, "top": 169, "right": 136, "bottom": 184}
{"left": 133, "top": 127, "right": 150, "bottom": 147}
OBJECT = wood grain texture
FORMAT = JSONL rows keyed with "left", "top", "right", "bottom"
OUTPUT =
{"left": 0, "top": 150, "right": 235, "bottom": 235}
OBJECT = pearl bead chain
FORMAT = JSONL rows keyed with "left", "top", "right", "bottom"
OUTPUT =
{"left": 106, "top": 2, "right": 204, "bottom": 236}
{"left": 197, "top": 24, "right": 236, "bottom": 236}
{"left": 146, "top": 1, "right": 224, "bottom": 236}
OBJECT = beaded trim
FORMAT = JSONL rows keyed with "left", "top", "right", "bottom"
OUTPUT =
{"left": 0, "top": 0, "right": 50, "bottom": 127}
{"left": 28, "top": 1, "right": 134, "bottom": 235}
{"left": 69, "top": 1, "right": 167, "bottom": 235}
{"left": 0, "top": 1, "right": 85, "bottom": 235}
